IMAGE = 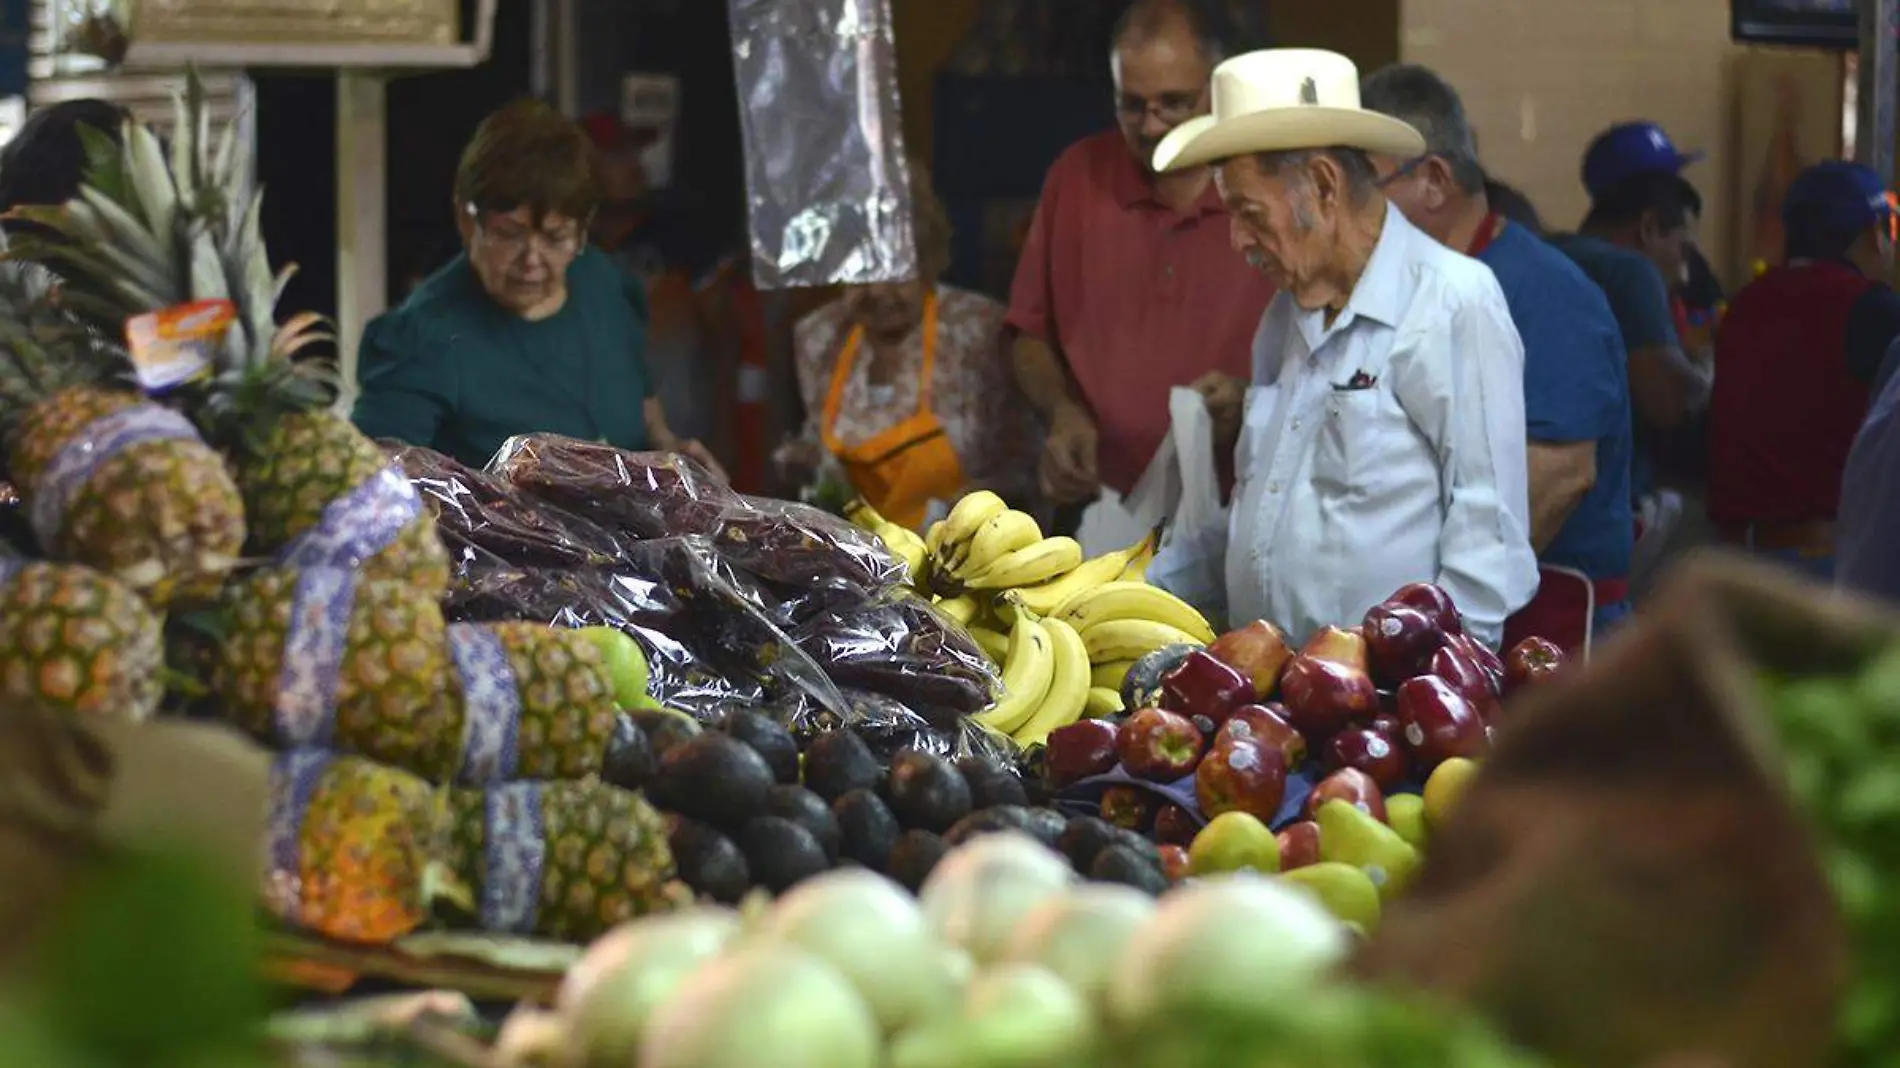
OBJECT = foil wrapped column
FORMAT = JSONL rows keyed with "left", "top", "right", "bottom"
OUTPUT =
{"left": 728, "top": 0, "right": 916, "bottom": 289}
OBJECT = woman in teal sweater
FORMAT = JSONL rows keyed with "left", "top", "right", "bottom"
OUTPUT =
{"left": 352, "top": 98, "right": 722, "bottom": 476}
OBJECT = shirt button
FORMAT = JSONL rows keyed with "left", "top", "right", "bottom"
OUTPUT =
{"left": 1290, "top": 419, "right": 1301, "bottom": 431}
{"left": 1162, "top": 264, "right": 1175, "bottom": 278}
{"left": 1268, "top": 481, "right": 1280, "bottom": 494}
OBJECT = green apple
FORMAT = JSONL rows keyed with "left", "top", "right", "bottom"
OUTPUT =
{"left": 1386, "top": 793, "right": 1427, "bottom": 851}
{"left": 1316, "top": 799, "right": 1421, "bottom": 900}
{"left": 576, "top": 626, "right": 650, "bottom": 710}
{"left": 1187, "top": 811, "right": 1281, "bottom": 877}
{"left": 1422, "top": 756, "right": 1479, "bottom": 830}
{"left": 1278, "top": 862, "right": 1381, "bottom": 933}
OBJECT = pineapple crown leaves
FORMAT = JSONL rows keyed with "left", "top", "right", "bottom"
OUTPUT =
{"left": 0, "top": 260, "right": 132, "bottom": 436}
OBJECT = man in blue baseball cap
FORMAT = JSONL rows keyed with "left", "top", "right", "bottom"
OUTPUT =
{"left": 1582, "top": 121, "right": 1705, "bottom": 203}
{"left": 1710, "top": 160, "right": 1899, "bottom": 582}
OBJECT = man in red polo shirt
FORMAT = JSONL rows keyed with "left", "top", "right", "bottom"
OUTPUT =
{"left": 1007, "top": 0, "right": 1275, "bottom": 528}
{"left": 1707, "top": 160, "right": 1900, "bottom": 580}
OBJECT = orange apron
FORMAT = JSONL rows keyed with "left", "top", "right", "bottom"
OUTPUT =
{"left": 819, "top": 296, "right": 966, "bottom": 530}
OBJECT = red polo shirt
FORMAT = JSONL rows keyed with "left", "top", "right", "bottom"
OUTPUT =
{"left": 1706, "top": 261, "right": 1876, "bottom": 525}
{"left": 1006, "top": 130, "right": 1276, "bottom": 494}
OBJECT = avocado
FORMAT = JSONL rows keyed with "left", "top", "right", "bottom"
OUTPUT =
{"left": 723, "top": 708, "right": 801, "bottom": 785}
{"left": 957, "top": 757, "right": 1029, "bottom": 809}
{"left": 804, "top": 730, "right": 882, "bottom": 801}
{"left": 667, "top": 818, "right": 751, "bottom": 904}
{"left": 943, "top": 806, "right": 1031, "bottom": 847}
{"left": 600, "top": 716, "right": 655, "bottom": 791}
{"left": 738, "top": 817, "right": 829, "bottom": 893}
{"left": 1104, "top": 825, "right": 1162, "bottom": 868}
{"left": 631, "top": 708, "right": 703, "bottom": 762}
{"left": 1056, "top": 816, "right": 1122, "bottom": 873}
{"left": 764, "top": 784, "right": 842, "bottom": 862}
{"left": 884, "top": 829, "right": 950, "bottom": 892}
{"left": 832, "top": 788, "right": 900, "bottom": 869}
{"left": 650, "top": 733, "right": 775, "bottom": 831}
{"left": 1018, "top": 806, "right": 1069, "bottom": 850}
{"left": 884, "top": 749, "right": 973, "bottom": 832}
{"left": 1089, "top": 843, "right": 1170, "bottom": 896}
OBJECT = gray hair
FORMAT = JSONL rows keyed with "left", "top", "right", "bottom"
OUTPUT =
{"left": 1358, "top": 64, "right": 1486, "bottom": 195}
{"left": 1254, "top": 147, "right": 1380, "bottom": 206}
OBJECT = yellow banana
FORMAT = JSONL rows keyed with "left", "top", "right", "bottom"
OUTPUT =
{"left": 972, "top": 615, "right": 1056, "bottom": 735}
{"left": 932, "top": 594, "right": 981, "bottom": 626}
{"left": 967, "top": 625, "right": 1010, "bottom": 665}
{"left": 1052, "top": 581, "right": 1217, "bottom": 644}
{"left": 1079, "top": 617, "right": 1205, "bottom": 663}
{"left": 925, "top": 519, "right": 950, "bottom": 558}
{"left": 952, "top": 509, "right": 1043, "bottom": 577}
{"left": 1084, "top": 687, "right": 1125, "bottom": 718}
{"left": 1091, "top": 659, "right": 1136, "bottom": 690}
{"left": 937, "top": 491, "right": 1008, "bottom": 556}
{"left": 874, "top": 521, "right": 928, "bottom": 582}
{"left": 1003, "top": 530, "right": 1160, "bottom": 618}
{"left": 1117, "top": 527, "right": 1161, "bottom": 582}
{"left": 842, "top": 497, "right": 885, "bottom": 531}
{"left": 1011, "top": 617, "right": 1091, "bottom": 747}
{"left": 962, "top": 536, "right": 1083, "bottom": 591}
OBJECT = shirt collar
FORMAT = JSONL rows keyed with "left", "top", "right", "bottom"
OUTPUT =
{"left": 1294, "top": 200, "right": 1411, "bottom": 348}
{"left": 1108, "top": 140, "right": 1225, "bottom": 217}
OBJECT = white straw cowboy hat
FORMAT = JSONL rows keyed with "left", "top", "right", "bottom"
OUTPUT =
{"left": 1153, "top": 48, "right": 1426, "bottom": 172}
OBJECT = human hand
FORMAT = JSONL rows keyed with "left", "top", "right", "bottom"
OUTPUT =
{"left": 680, "top": 439, "right": 730, "bottom": 484}
{"left": 1039, "top": 400, "right": 1099, "bottom": 505}
{"left": 1191, "top": 371, "right": 1247, "bottom": 453}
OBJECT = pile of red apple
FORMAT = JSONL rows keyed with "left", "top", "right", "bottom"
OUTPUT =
{"left": 1043, "top": 582, "right": 1567, "bottom": 838}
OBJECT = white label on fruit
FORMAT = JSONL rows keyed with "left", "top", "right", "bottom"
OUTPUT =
{"left": 1228, "top": 747, "right": 1257, "bottom": 771}
{"left": 1369, "top": 737, "right": 1389, "bottom": 758}
{"left": 1365, "top": 864, "right": 1389, "bottom": 888}
{"left": 1405, "top": 723, "right": 1425, "bottom": 746}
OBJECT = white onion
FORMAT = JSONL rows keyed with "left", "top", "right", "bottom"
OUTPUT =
{"left": 889, "top": 962, "right": 1096, "bottom": 1068}
{"left": 492, "top": 1006, "right": 564, "bottom": 1067}
{"left": 636, "top": 942, "right": 880, "bottom": 1068}
{"left": 554, "top": 907, "right": 740, "bottom": 1068}
{"left": 1002, "top": 882, "right": 1157, "bottom": 1008}
{"left": 918, "top": 833, "right": 1076, "bottom": 964}
{"left": 757, "top": 868, "right": 955, "bottom": 1033}
{"left": 1107, "top": 873, "right": 1348, "bottom": 1028}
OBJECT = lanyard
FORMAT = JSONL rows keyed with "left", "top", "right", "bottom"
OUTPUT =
{"left": 1465, "top": 212, "right": 1504, "bottom": 258}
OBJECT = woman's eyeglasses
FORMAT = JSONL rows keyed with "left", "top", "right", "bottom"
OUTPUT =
{"left": 467, "top": 205, "right": 586, "bottom": 260}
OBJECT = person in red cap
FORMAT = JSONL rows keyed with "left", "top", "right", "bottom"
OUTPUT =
{"left": 1706, "top": 160, "right": 1900, "bottom": 580}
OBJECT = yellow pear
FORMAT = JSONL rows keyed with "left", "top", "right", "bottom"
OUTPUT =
{"left": 1187, "top": 811, "right": 1281, "bottom": 876}
{"left": 1315, "top": 799, "right": 1421, "bottom": 900}
{"left": 1386, "top": 793, "right": 1428, "bottom": 851}
{"left": 1423, "top": 757, "right": 1480, "bottom": 830}
{"left": 1278, "top": 862, "right": 1381, "bottom": 933}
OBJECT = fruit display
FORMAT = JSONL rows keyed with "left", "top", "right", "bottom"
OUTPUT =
{"left": 0, "top": 551, "right": 165, "bottom": 723}
{"left": 531, "top": 839, "right": 1554, "bottom": 1068}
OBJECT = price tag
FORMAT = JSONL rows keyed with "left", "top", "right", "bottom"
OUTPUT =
{"left": 123, "top": 299, "right": 233, "bottom": 394}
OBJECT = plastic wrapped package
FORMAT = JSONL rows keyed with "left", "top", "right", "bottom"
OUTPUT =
{"left": 767, "top": 686, "right": 1020, "bottom": 768}
{"left": 790, "top": 593, "right": 999, "bottom": 723}
{"left": 385, "top": 442, "right": 630, "bottom": 570}
{"left": 487, "top": 434, "right": 905, "bottom": 594}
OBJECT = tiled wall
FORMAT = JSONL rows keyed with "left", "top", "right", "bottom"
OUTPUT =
{"left": 1401, "top": 0, "right": 1745, "bottom": 279}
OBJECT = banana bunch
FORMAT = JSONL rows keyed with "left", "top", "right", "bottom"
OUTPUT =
{"left": 970, "top": 601, "right": 1093, "bottom": 748}
{"left": 924, "top": 491, "right": 1083, "bottom": 595}
{"left": 842, "top": 499, "right": 928, "bottom": 586}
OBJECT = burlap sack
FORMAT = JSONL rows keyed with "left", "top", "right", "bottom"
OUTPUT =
{"left": 1355, "top": 552, "right": 1856, "bottom": 1068}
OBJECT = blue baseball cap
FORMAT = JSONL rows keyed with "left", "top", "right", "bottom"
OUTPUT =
{"left": 1581, "top": 122, "right": 1703, "bottom": 199}
{"left": 1781, "top": 159, "right": 1892, "bottom": 235}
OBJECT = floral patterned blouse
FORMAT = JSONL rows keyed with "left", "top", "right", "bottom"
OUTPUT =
{"left": 792, "top": 284, "right": 1041, "bottom": 506}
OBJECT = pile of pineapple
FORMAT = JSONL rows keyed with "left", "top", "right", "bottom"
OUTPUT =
{"left": 0, "top": 76, "right": 685, "bottom": 947}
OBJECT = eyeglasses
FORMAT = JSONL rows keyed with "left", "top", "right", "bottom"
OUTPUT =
{"left": 1377, "top": 154, "right": 1436, "bottom": 188}
{"left": 1116, "top": 91, "right": 1200, "bottom": 126}
{"left": 466, "top": 205, "right": 587, "bottom": 261}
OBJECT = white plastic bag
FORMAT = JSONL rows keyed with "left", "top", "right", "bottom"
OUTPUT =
{"left": 1137, "top": 388, "right": 1231, "bottom": 627}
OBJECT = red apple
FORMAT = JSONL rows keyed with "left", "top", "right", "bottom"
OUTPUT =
{"left": 1303, "top": 767, "right": 1388, "bottom": 823}
{"left": 1300, "top": 625, "right": 1371, "bottom": 672}
{"left": 1278, "top": 654, "right": 1379, "bottom": 740}
{"left": 1157, "top": 843, "right": 1191, "bottom": 882}
{"left": 1427, "top": 642, "right": 1493, "bottom": 708}
{"left": 1362, "top": 602, "right": 1447, "bottom": 684}
{"left": 1387, "top": 582, "right": 1464, "bottom": 636}
{"left": 1194, "top": 737, "right": 1288, "bottom": 824}
{"left": 1504, "top": 636, "right": 1567, "bottom": 693}
{"left": 1115, "top": 707, "right": 1205, "bottom": 782}
{"left": 1206, "top": 620, "right": 1294, "bottom": 699}
{"left": 1275, "top": 820, "right": 1323, "bottom": 870}
{"left": 1368, "top": 711, "right": 1403, "bottom": 740}
{"left": 1160, "top": 650, "right": 1254, "bottom": 731}
{"left": 1214, "top": 703, "right": 1307, "bottom": 768}
{"left": 1153, "top": 803, "right": 1199, "bottom": 846}
{"left": 1394, "top": 675, "right": 1491, "bottom": 771}
{"left": 1325, "top": 727, "right": 1408, "bottom": 791}
{"left": 1099, "top": 784, "right": 1158, "bottom": 831}
{"left": 1043, "top": 719, "right": 1120, "bottom": 789}
{"left": 1450, "top": 632, "right": 1506, "bottom": 696}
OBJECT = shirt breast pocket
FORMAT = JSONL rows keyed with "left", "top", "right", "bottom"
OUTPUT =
{"left": 1312, "top": 386, "right": 1385, "bottom": 493}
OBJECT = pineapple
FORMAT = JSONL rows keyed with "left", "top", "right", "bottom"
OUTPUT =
{"left": 263, "top": 749, "right": 464, "bottom": 945}
{"left": 0, "top": 553, "right": 164, "bottom": 722}
{"left": 2, "top": 70, "right": 448, "bottom": 597}
{"left": 0, "top": 262, "right": 244, "bottom": 607}
{"left": 438, "top": 621, "right": 625, "bottom": 784}
{"left": 210, "top": 566, "right": 447, "bottom": 754}
{"left": 444, "top": 778, "right": 685, "bottom": 942}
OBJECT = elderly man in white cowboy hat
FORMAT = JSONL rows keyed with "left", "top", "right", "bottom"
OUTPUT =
{"left": 1148, "top": 48, "right": 1538, "bottom": 647}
